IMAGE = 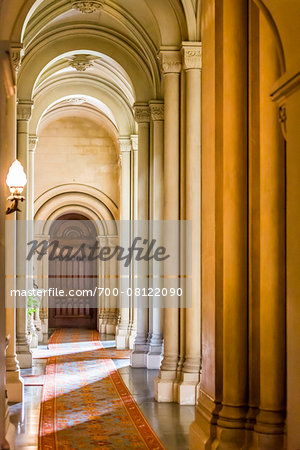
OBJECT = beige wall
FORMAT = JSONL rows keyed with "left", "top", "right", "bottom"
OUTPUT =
{"left": 34, "top": 114, "right": 120, "bottom": 213}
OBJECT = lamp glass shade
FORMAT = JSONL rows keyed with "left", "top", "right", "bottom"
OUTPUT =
{"left": 6, "top": 160, "right": 27, "bottom": 195}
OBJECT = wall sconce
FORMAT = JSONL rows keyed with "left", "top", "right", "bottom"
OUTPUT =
{"left": 6, "top": 160, "right": 27, "bottom": 215}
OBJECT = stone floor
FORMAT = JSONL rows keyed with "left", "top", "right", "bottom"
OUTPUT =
{"left": 9, "top": 336, "right": 195, "bottom": 450}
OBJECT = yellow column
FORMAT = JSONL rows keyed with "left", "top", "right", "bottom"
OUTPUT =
{"left": 217, "top": 0, "right": 248, "bottom": 444}
{"left": 116, "top": 137, "right": 132, "bottom": 348}
{"left": 155, "top": 49, "right": 181, "bottom": 402}
{"left": 131, "top": 104, "right": 150, "bottom": 368}
{"left": 5, "top": 78, "right": 24, "bottom": 403}
{"left": 178, "top": 42, "right": 202, "bottom": 406}
{"left": 16, "top": 100, "right": 33, "bottom": 369}
{"left": 254, "top": 12, "right": 285, "bottom": 449}
{"left": 147, "top": 101, "right": 164, "bottom": 369}
{"left": 129, "top": 135, "right": 138, "bottom": 349}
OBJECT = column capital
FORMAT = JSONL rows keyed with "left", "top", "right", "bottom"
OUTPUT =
{"left": 149, "top": 101, "right": 164, "bottom": 121}
{"left": 131, "top": 135, "right": 138, "bottom": 151}
{"left": 17, "top": 100, "right": 33, "bottom": 120}
{"left": 34, "top": 234, "right": 50, "bottom": 241}
{"left": 107, "top": 235, "right": 119, "bottom": 247}
{"left": 29, "top": 135, "right": 38, "bottom": 152}
{"left": 119, "top": 136, "right": 132, "bottom": 152}
{"left": 9, "top": 42, "right": 23, "bottom": 74}
{"left": 181, "top": 42, "right": 202, "bottom": 71}
{"left": 158, "top": 48, "right": 182, "bottom": 74}
{"left": 97, "top": 235, "right": 107, "bottom": 247}
{"left": 133, "top": 103, "right": 151, "bottom": 123}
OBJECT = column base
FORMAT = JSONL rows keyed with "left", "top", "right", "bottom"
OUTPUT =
{"left": 29, "top": 332, "right": 39, "bottom": 349}
{"left": 252, "top": 431, "right": 285, "bottom": 450}
{"left": 253, "top": 409, "right": 285, "bottom": 449}
{"left": 42, "top": 332, "right": 48, "bottom": 345}
{"left": 16, "top": 351, "right": 32, "bottom": 369}
{"left": 146, "top": 349, "right": 163, "bottom": 369}
{"left": 130, "top": 345, "right": 148, "bottom": 368}
{"left": 100, "top": 322, "right": 108, "bottom": 334}
{"left": 106, "top": 323, "right": 116, "bottom": 335}
{"left": 213, "top": 426, "right": 246, "bottom": 449}
{"left": 41, "top": 318, "right": 48, "bottom": 343}
{"left": 177, "top": 372, "right": 200, "bottom": 405}
{"left": 4, "top": 412, "right": 16, "bottom": 450}
{"left": 115, "top": 329, "right": 129, "bottom": 349}
{"left": 6, "top": 371, "right": 24, "bottom": 403}
{"left": 190, "top": 391, "right": 220, "bottom": 450}
{"left": 154, "top": 370, "right": 177, "bottom": 402}
{"left": 128, "top": 330, "right": 137, "bottom": 349}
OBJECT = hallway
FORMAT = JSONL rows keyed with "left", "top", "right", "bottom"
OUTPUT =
{"left": 0, "top": 0, "right": 299, "bottom": 448}
{"left": 9, "top": 330, "right": 194, "bottom": 449}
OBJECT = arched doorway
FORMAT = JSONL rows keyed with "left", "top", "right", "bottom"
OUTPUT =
{"left": 48, "top": 213, "right": 98, "bottom": 329}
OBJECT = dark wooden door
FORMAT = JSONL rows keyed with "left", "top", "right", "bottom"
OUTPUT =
{"left": 48, "top": 214, "right": 98, "bottom": 329}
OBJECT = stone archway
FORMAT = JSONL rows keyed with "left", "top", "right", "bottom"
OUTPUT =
{"left": 48, "top": 212, "right": 98, "bottom": 330}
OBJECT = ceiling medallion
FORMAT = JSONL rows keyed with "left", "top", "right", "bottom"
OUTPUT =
{"left": 69, "top": 55, "right": 94, "bottom": 72}
{"left": 71, "top": 0, "right": 104, "bottom": 14}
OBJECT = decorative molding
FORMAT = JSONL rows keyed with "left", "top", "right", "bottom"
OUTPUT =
{"left": 29, "top": 135, "right": 39, "bottom": 152}
{"left": 9, "top": 43, "right": 23, "bottom": 74}
{"left": 278, "top": 104, "right": 287, "bottom": 140}
{"left": 17, "top": 100, "right": 34, "bottom": 121}
{"left": 182, "top": 42, "right": 202, "bottom": 71}
{"left": 71, "top": 0, "right": 105, "bottom": 13}
{"left": 271, "top": 70, "right": 300, "bottom": 103}
{"left": 159, "top": 50, "right": 182, "bottom": 74}
{"left": 149, "top": 102, "right": 164, "bottom": 121}
{"left": 119, "top": 137, "right": 132, "bottom": 152}
{"left": 69, "top": 55, "right": 94, "bottom": 72}
{"left": 131, "top": 135, "right": 138, "bottom": 151}
{"left": 133, "top": 104, "right": 150, "bottom": 123}
{"left": 67, "top": 97, "right": 86, "bottom": 105}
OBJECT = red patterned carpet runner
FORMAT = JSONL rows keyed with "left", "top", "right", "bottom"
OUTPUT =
{"left": 38, "top": 329, "right": 164, "bottom": 449}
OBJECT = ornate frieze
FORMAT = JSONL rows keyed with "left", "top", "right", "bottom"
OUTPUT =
{"left": 69, "top": 55, "right": 94, "bottom": 71}
{"left": 182, "top": 43, "right": 202, "bottom": 71}
{"left": 71, "top": 0, "right": 105, "bottom": 13}
{"left": 133, "top": 104, "right": 151, "bottom": 123}
{"left": 149, "top": 102, "right": 164, "bottom": 121}
{"left": 159, "top": 50, "right": 182, "bottom": 74}
{"left": 17, "top": 100, "right": 33, "bottom": 121}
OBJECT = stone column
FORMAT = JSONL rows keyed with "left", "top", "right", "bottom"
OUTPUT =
{"left": 16, "top": 100, "right": 33, "bottom": 368}
{"left": 178, "top": 43, "right": 202, "bottom": 405}
{"left": 147, "top": 101, "right": 164, "bottom": 369}
{"left": 34, "top": 234, "right": 50, "bottom": 344}
{"left": 116, "top": 137, "right": 132, "bottom": 348}
{"left": 155, "top": 49, "right": 181, "bottom": 401}
{"left": 28, "top": 136, "right": 43, "bottom": 342}
{"left": 106, "top": 235, "right": 119, "bottom": 335}
{"left": 216, "top": 0, "right": 248, "bottom": 444}
{"left": 5, "top": 89, "right": 24, "bottom": 402}
{"left": 128, "top": 135, "right": 138, "bottom": 349}
{"left": 0, "top": 43, "right": 21, "bottom": 448}
{"left": 98, "top": 236, "right": 109, "bottom": 334}
{"left": 96, "top": 235, "right": 104, "bottom": 332}
{"left": 131, "top": 104, "right": 150, "bottom": 368}
{"left": 253, "top": 12, "right": 286, "bottom": 449}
